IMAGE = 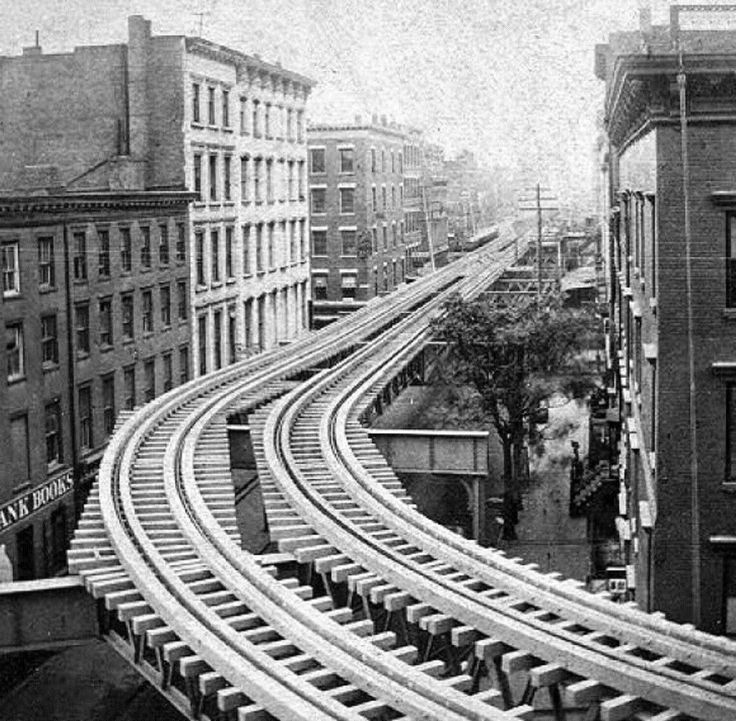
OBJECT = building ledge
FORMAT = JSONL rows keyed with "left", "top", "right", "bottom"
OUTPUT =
{"left": 711, "top": 191, "right": 736, "bottom": 207}
{"left": 712, "top": 361, "right": 736, "bottom": 375}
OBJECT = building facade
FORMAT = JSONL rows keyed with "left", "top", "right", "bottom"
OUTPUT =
{"left": 0, "top": 191, "right": 193, "bottom": 580}
{"left": 597, "top": 9, "right": 736, "bottom": 633}
{"left": 0, "top": 15, "right": 314, "bottom": 375}
{"left": 182, "top": 32, "right": 312, "bottom": 368}
{"left": 308, "top": 117, "right": 409, "bottom": 327}
{"left": 405, "top": 138, "right": 449, "bottom": 272}
{"left": 403, "top": 128, "right": 424, "bottom": 268}
{"left": 444, "top": 150, "right": 496, "bottom": 249}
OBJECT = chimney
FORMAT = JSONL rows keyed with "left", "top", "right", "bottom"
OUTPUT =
{"left": 127, "top": 15, "right": 151, "bottom": 163}
{"left": 22, "top": 30, "right": 42, "bottom": 56}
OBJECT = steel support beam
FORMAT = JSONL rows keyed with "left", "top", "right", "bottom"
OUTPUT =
{"left": 0, "top": 576, "right": 98, "bottom": 653}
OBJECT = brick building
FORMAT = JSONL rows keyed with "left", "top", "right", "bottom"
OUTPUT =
{"left": 0, "top": 190, "right": 193, "bottom": 580}
{"left": 308, "top": 117, "right": 409, "bottom": 326}
{"left": 597, "top": 7, "right": 736, "bottom": 633}
{"left": 0, "top": 15, "right": 314, "bottom": 374}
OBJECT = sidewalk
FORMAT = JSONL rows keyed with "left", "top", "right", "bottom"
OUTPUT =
{"left": 501, "top": 396, "right": 591, "bottom": 580}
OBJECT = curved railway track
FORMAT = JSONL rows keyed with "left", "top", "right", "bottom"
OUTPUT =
{"left": 70, "top": 227, "right": 736, "bottom": 721}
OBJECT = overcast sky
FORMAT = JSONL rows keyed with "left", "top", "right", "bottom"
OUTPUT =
{"left": 0, "top": 1, "right": 708, "bottom": 210}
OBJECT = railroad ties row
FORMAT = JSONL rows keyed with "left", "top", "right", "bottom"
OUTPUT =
{"left": 68, "top": 383, "right": 407, "bottom": 721}
{"left": 66, "top": 231, "right": 553, "bottom": 721}
{"left": 70, "top": 375, "right": 519, "bottom": 720}
{"left": 336, "top": 300, "right": 736, "bottom": 721}
{"left": 251, "top": 290, "right": 735, "bottom": 719}
{"left": 254, "top": 359, "right": 591, "bottom": 719}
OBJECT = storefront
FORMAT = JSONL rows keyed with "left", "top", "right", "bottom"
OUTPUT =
{"left": 0, "top": 469, "right": 74, "bottom": 580}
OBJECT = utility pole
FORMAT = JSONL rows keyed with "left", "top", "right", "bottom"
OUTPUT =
{"left": 421, "top": 182, "right": 436, "bottom": 273}
{"left": 536, "top": 183, "right": 543, "bottom": 295}
{"left": 518, "top": 184, "right": 559, "bottom": 297}
{"left": 193, "top": 11, "right": 209, "bottom": 36}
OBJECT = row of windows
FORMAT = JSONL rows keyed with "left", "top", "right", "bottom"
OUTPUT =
{"left": 6, "top": 314, "right": 60, "bottom": 380}
{"left": 312, "top": 273, "right": 358, "bottom": 301}
{"left": 617, "top": 192, "right": 656, "bottom": 299}
{"left": 616, "top": 199, "right": 736, "bottom": 311}
{"left": 0, "top": 225, "right": 186, "bottom": 298}
{"left": 405, "top": 211, "right": 423, "bottom": 234}
{"left": 309, "top": 184, "right": 405, "bottom": 217}
{"left": 5, "top": 282, "right": 188, "bottom": 383}
{"left": 25, "top": 347, "right": 190, "bottom": 471}
{"left": 8, "top": 343, "right": 189, "bottom": 476}
{"left": 403, "top": 144, "right": 422, "bottom": 169}
{"left": 312, "top": 259, "right": 405, "bottom": 301}
{"left": 311, "top": 223, "right": 404, "bottom": 258}
{"left": 193, "top": 152, "right": 306, "bottom": 204}
{"left": 370, "top": 184, "right": 403, "bottom": 214}
{"left": 191, "top": 82, "right": 305, "bottom": 142}
{"left": 119, "top": 348, "right": 190, "bottom": 408}
{"left": 116, "top": 283, "right": 189, "bottom": 343}
{"left": 309, "top": 147, "right": 354, "bottom": 174}
{"left": 193, "top": 221, "right": 307, "bottom": 287}
{"left": 197, "top": 284, "right": 308, "bottom": 374}
{"left": 308, "top": 146, "right": 404, "bottom": 176}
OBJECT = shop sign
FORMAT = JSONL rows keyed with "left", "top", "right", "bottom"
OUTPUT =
{"left": 0, "top": 471, "right": 74, "bottom": 533}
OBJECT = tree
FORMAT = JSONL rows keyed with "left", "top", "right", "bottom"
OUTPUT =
{"left": 431, "top": 292, "right": 598, "bottom": 537}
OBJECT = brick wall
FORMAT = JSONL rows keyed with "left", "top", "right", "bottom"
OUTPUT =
{"left": 309, "top": 125, "right": 407, "bottom": 308}
{"left": 615, "top": 120, "right": 736, "bottom": 631}
{"left": 0, "top": 199, "right": 192, "bottom": 581}
{"left": 0, "top": 45, "right": 127, "bottom": 188}
{"left": 654, "top": 122, "right": 736, "bottom": 630}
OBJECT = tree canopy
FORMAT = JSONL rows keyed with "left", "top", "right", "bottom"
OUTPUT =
{"left": 431, "top": 292, "right": 599, "bottom": 503}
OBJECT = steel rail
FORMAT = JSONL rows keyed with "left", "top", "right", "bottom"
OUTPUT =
{"left": 326, "top": 308, "right": 736, "bottom": 720}
{"left": 257, "top": 249, "right": 736, "bottom": 719}
{"left": 169, "top": 351, "right": 506, "bottom": 721}
{"left": 77, "top": 219, "right": 736, "bottom": 721}
{"left": 86, "top": 235, "right": 519, "bottom": 720}
{"left": 157, "top": 238, "right": 527, "bottom": 719}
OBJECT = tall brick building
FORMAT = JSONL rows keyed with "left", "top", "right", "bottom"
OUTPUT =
{"left": 308, "top": 117, "right": 409, "bottom": 326}
{"left": 597, "top": 7, "right": 736, "bottom": 633}
{"left": 0, "top": 190, "right": 193, "bottom": 579}
{"left": 0, "top": 15, "right": 314, "bottom": 373}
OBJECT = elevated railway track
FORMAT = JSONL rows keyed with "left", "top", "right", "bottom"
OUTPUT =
{"left": 69, "top": 226, "right": 736, "bottom": 721}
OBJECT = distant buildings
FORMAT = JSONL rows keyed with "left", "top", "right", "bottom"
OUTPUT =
{"left": 307, "top": 117, "right": 452, "bottom": 326}
{"left": 307, "top": 116, "right": 409, "bottom": 327}
{"left": 0, "top": 190, "right": 193, "bottom": 580}
{"left": 0, "top": 15, "right": 314, "bottom": 374}
{"left": 597, "top": 7, "right": 736, "bottom": 633}
{"left": 404, "top": 132, "right": 449, "bottom": 272}
{"left": 444, "top": 150, "right": 496, "bottom": 248}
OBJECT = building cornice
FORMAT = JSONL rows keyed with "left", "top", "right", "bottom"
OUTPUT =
{"left": 0, "top": 190, "right": 197, "bottom": 216}
{"left": 308, "top": 123, "right": 408, "bottom": 141}
{"left": 605, "top": 53, "right": 736, "bottom": 148}
{"left": 185, "top": 37, "right": 315, "bottom": 94}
